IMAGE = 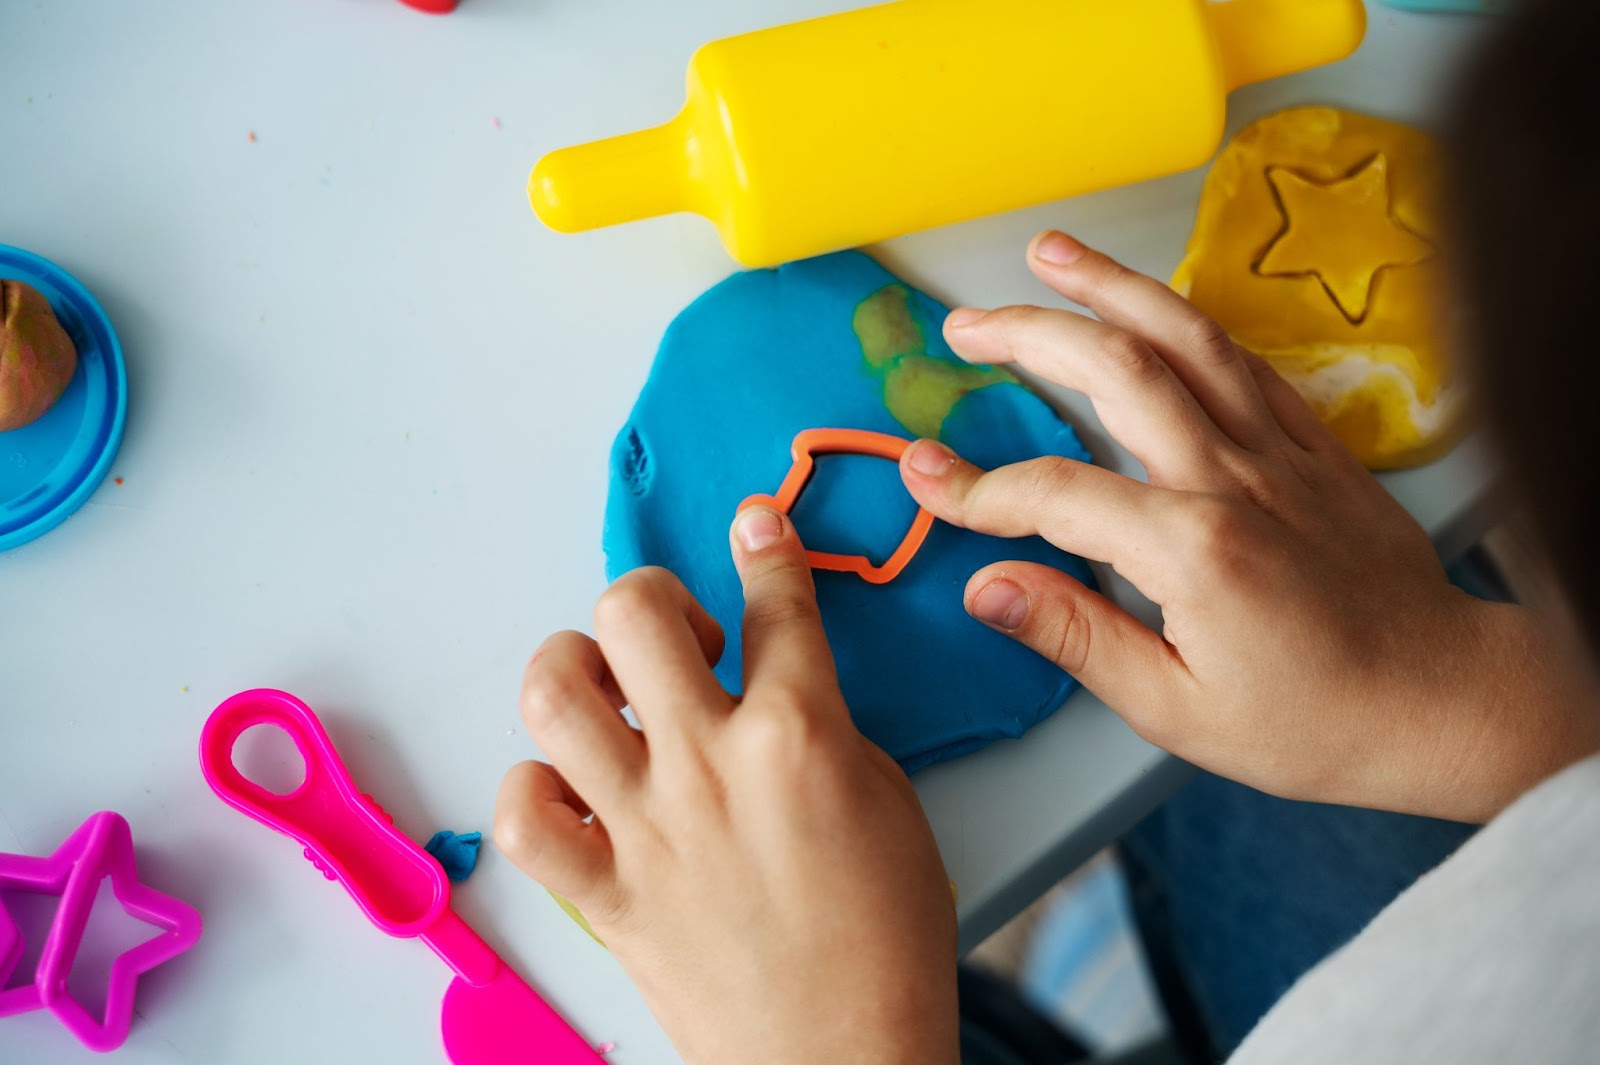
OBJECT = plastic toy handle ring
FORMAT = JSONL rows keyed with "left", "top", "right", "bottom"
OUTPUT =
{"left": 739, "top": 428, "right": 935, "bottom": 585}
{"left": 199, "top": 689, "right": 449, "bottom": 938}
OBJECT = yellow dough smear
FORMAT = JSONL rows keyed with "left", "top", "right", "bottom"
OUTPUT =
{"left": 1172, "top": 107, "right": 1462, "bottom": 469}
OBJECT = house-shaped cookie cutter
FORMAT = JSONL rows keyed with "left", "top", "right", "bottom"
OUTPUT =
{"left": 739, "top": 428, "right": 934, "bottom": 584}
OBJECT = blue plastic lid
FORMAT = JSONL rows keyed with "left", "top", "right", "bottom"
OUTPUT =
{"left": 0, "top": 245, "right": 127, "bottom": 552}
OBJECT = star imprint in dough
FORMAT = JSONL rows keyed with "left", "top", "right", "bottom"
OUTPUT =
{"left": 1256, "top": 153, "right": 1434, "bottom": 323}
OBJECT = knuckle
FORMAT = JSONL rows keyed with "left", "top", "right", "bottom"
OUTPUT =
{"left": 1243, "top": 351, "right": 1283, "bottom": 386}
{"left": 762, "top": 680, "right": 822, "bottom": 722}
{"left": 1245, "top": 352, "right": 1307, "bottom": 408}
{"left": 492, "top": 802, "right": 544, "bottom": 869}
{"left": 619, "top": 566, "right": 682, "bottom": 598}
{"left": 962, "top": 457, "right": 1080, "bottom": 536}
{"left": 584, "top": 878, "right": 633, "bottom": 932}
{"left": 739, "top": 698, "right": 831, "bottom": 770}
{"left": 1222, "top": 455, "right": 1284, "bottom": 512}
{"left": 1180, "top": 498, "right": 1251, "bottom": 575}
{"left": 1020, "top": 455, "right": 1083, "bottom": 504}
{"left": 595, "top": 569, "right": 675, "bottom": 633}
{"left": 521, "top": 639, "right": 556, "bottom": 689}
{"left": 1097, "top": 330, "right": 1166, "bottom": 385}
{"left": 945, "top": 468, "right": 996, "bottom": 527}
{"left": 1182, "top": 314, "right": 1237, "bottom": 366}
{"left": 657, "top": 761, "right": 719, "bottom": 813}
{"left": 743, "top": 587, "right": 819, "bottom": 633}
{"left": 1191, "top": 498, "right": 1240, "bottom": 549}
{"left": 989, "top": 303, "right": 1045, "bottom": 328}
{"left": 1087, "top": 257, "right": 1132, "bottom": 303}
{"left": 1043, "top": 597, "right": 1092, "bottom": 676}
{"left": 985, "top": 304, "right": 1049, "bottom": 345}
{"left": 519, "top": 667, "right": 584, "bottom": 732}
{"left": 998, "top": 458, "right": 1070, "bottom": 523}
{"left": 524, "top": 629, "right": 584, "bottom": 674}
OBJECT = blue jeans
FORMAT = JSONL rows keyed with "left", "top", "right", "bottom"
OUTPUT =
{"left": 1121, "top": 774, "right": 1477, "bottom": 1058}
{"left": 1119, "top": 549, "right": 1505, "bottom": 1058}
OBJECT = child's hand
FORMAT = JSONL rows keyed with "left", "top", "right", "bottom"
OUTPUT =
{"left": 901, "top": 231, "right": 1598, "bottom": 823}
{"left": 494, "top": 511, "right": 958, "bottom": 1065}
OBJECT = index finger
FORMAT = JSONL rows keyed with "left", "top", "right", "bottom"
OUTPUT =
{"left": 1024, "top": 231, "right": 1283, "bottom": 455}
{"left": 943, "top": 304, "right": 1232, "bottom": 486}
{"left": 594, "top": 567, "right": 732, "bottom": 731}
{"left": 729, "top": 506, "right": 841, "bottom": 699}
{"left": 900, "top": 440, "right": 1181, "bottom": 600}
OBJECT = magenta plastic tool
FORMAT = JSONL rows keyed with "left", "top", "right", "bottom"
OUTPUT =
{"left": 199, "top": 688, "right": 604, "bottom": 1064}
{"left": 0, "top": 810, "right": 203, "bottom": 1052}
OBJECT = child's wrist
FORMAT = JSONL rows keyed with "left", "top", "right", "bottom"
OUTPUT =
{"left": 1400, "top": 599, "right": 1599, "bottom": 822}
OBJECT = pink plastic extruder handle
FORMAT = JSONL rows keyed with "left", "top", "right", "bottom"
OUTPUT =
{"left": 199, "top": 689, "right": 605, "bottom": 1064}
{"left": 199, "top": 688, "right": 448, "bottom": 937}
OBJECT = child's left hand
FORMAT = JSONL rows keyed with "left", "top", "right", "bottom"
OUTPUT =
{"left": 897, "top": 230, "right": 1596, "bottom": 822}
{"left": 494, "top": 509, "right": 959, "bottom": 1065}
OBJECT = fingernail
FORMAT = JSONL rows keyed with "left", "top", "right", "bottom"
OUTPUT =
{"left": 945, "top": 307, "right": 987, "bottom": 329}
{"left": 970, "top": 579, "right": 1029, "bottom": 630}
{"left": 735, "top": 507, "right": 784, "bottom": 551}
{"left": 1034, "top": 230, "right": 1086, "bottom": 265}
{"left": 906, "top": 439, "right": 956, "bottom": 477}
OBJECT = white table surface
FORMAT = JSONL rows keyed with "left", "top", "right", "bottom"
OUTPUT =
{"left": 1, "top": 2, "right": 1493, "bottom": 1061}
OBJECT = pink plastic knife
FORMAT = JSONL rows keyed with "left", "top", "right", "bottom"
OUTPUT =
{"left": 200, "top": 688, "right": 604, "bottom": 1064}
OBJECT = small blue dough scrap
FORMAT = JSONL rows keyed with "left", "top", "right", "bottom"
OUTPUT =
{"left": 603, "top": 251, "right": 1099, "bottom": 772}
{"left": 425, "top": 830, "right": 482, "bottom": 883}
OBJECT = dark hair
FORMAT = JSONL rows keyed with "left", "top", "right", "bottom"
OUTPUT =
{"left": 1446, "top": 0, "right": 1600, "bottom": 656}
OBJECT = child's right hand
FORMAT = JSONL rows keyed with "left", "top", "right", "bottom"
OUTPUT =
{"left": 901, "top": 231, "right": 1599, "bottom": 823}
{"left": 494, "top": 513, "right": 958, "bottom": 1065}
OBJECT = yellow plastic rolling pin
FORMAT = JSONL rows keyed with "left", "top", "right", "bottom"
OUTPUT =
{"left": 528, "top": 0, "right": 1366, "bottom": 267}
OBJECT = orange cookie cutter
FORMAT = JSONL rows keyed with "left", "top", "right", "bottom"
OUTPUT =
{"left": 738, "top": 428, "right": 934, "bottom": 585}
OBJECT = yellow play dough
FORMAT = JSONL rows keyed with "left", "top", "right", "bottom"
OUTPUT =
{"left": 1172, "top": 107, "right": 1461, "bottom": 469}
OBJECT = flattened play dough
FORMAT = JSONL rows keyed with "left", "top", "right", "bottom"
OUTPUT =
{"left": 604, "top": 251, "right": 1098, "bottom": 772}
{"left": 1173, "top": 107, "right": 1460, "bottom": 469}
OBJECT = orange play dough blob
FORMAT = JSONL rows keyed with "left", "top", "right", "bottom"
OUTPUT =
{"left": 0, "top": 279, "right": 78, "bottom": 433}
{"left": 1172, "top": 107, "right": 1461, "bottom": 469}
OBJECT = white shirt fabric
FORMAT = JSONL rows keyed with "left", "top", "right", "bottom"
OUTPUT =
{"left": 1230, "top": 752, "right": 1600, "bottom": 1064}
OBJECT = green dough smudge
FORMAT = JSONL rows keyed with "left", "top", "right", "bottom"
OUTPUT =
{"left": 549, "top": 889, "right": 606, "bottom": 947}
{"left": 852, "top": 284, "right": 1013, "bottom": 439}
{"left": 854, "top": 285, "right": 927, "bottom": 367}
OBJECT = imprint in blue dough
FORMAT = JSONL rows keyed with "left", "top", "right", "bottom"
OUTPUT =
{"left": 604, "top": 251, "right": 1098, "bottom": 771}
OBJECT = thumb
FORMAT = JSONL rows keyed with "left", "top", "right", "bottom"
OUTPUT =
{"left": 965, "top": 561, "right": 1188, "bottom": 744}
{"left": 730, "top": 505, "right": 841, "bottom": 698}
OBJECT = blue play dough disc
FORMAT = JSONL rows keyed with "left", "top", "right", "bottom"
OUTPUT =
{"left": 0, "top": 245, "right": 127, "bottom": 552}
{"left": 604, "top": 251, "right": 1098, "bottom": 772}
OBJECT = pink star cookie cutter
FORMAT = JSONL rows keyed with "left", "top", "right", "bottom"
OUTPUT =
{"left": 0, "top": 810, "right": 203, "bottom": 1052}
